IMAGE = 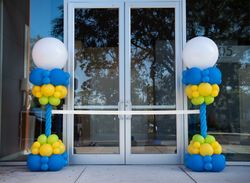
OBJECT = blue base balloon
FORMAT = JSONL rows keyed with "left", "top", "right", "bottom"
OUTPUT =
{"left": 185, "top": 153, "right": 225, "bottom": 172}
{"left": 27, "top": 152, "right": 68, "bottom": 171}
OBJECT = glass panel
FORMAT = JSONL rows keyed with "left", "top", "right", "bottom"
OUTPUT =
{"left": 74, "top": 115, "right": 119, "bottom": 154}
{"left": 131, "top": 115, "right": 176, "bottom": 154}
{"left": 0, "top": 0, "right": 63, "bottom": 162}
{"left": 187, "top": 0, "right": 250, "bottom": 161}
{"left": 131, "top": 8, "right": 175, "bottom": 107}
{"left": 74, "top": 9, "right": 119, "bottom": 106}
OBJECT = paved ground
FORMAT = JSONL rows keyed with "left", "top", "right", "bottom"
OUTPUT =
{"left": 0, "top": 165, "right": 249, "bottom": 183}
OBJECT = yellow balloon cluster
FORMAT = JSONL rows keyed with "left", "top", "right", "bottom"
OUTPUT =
{"left": 31, "top": 134, "right": 66, "bottom": 157}
{"left": 32, "top": 84, "right": 67, "bottom": 106}
{"left": 185, "top": 83, "right": 220, "bottom": 105}
{"left": 187, "top": 134, "right": 222, "bottom": 156}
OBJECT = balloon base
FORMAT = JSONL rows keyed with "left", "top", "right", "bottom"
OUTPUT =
{"left": 27, "top": 152, "right": 68, "bottom": 171}
{"left": 185, "top": 153, "right": 225, "bottom": 172}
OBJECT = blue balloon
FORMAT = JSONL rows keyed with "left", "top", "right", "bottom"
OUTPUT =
{"left": 203, "top": 155, "right": 212, "bottom": 163}
{"left": 211, "top": 154, "right": 226, "bottom": 172}
{"left": 40, "top": 156, "right": 49, "bottom": 164}
{"left": 208, "top": 67, "right": 222, "bottom": 84}
{"left": 184, "top": 153, "right": 191, "bottom": 168}
{"left": 48, "top": 154, "right": 66, "bottom": 171}
{"left": 41, "top": 163, "right": 49, "bottom": 171}
{"left": 204, "top": 162, "right": 213, "bottom": 171}
{"left": 29, "top": 68, "right": 45, "bottom": 86}
{"left": 182, "top": 66, "right": 222, "bottom": 85}
{"left": 50, "top": 69, "right": 70, "bottom": 86}
{"left": 186, "top": 154, "right": 204, "bottom": 172}
{"left": 182, "top": 67, "right": 202, "bottom": 85}
{"left": 27, "top": 154, "right": 41, "bottom": 171}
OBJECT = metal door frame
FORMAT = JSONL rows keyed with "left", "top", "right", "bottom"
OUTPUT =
{"left": 65, "top": 0, "right": 190, "bottom": 164}
{"left": 67, "top": 1, "right": 125, "bottom": 164}
{"left": 124, "top": 1, "right": 183, "bottom": 164}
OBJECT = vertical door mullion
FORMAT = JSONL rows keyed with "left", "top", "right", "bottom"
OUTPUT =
{"left": 124, "top": 2, "right": 131, "bottom": 164}
{"left": 118, "top": 2, "right": 125, "bottom": 164}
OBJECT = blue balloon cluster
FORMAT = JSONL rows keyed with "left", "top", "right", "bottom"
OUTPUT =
{"left": 27, "top": 152, "right": 68, "bottom": 171}
{"left": 185, "top": 153, "right": 225, "bottom": 172}
{"left": 30, "top": 68, "right": 70, "bottom": 86}
{"left": 182, "top": 67, "right": 222, "bottom": 85}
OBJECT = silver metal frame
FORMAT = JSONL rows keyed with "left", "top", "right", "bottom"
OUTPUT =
{"left": 66, "top": 0, "right": 187, "bottom": 164}
{"left": 124, "top": 1, "right": 183, "bottom": 164}
{"left": 67, "top": 1, "right": 125, "bottom": 164}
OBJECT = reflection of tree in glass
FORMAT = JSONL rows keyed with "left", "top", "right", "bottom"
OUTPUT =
{"left": 75, "top": 9, "right": 119, "bottom": 105}
{"left": 187, "top": 0, "right": 250, "bottom": 134}
{"left": 52, "top": 8, "right": 177, "bottom": 106}
{"left": 131, "top": 9, "right": 175, "bottom": 106}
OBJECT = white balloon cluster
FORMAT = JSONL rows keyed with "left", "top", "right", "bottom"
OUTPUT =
{"left": 32, "top": 37, "right": 68, "bottom": 70}
{"left": 182, "top": 37, "right": 219, "bottom": 69}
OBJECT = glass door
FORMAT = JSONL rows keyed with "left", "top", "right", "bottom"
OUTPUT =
{"left": 67, "top": 1, "right": 125, "bottom": 164}
{"left": 67, "top": 0, "right": 182, "bottom": 164}
{"left": 125, "top": 1, "right": 183, "bottom": 164}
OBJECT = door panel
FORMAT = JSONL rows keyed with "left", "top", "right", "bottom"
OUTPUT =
{"left": 68, "top": 2, "right": 125, "bottom": 164}
{"left": 125, "top": 2, "right": 182, "bottom": 164}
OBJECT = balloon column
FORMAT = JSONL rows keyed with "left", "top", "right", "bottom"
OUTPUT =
{"left": 182, "top": 37, "right": 225, "bottom": 172}
{"left": 27, "top": 38, "right": 70, "bottom": 171}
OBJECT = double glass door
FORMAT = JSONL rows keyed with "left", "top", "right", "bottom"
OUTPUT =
{"left": 67, "top": 0, "right": 183, "bottom": 164}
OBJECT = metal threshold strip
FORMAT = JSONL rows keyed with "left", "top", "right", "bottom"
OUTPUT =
{"left": 52, "top": 110, "right": 200, "bottom": 115}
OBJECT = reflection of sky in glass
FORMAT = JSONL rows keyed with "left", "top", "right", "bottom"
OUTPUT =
{"left": 30, "top": 0, "right": 62, "bottom": 38}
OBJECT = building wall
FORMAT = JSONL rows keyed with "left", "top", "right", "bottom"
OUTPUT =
{"left": 0, "top": 0, "right": 29, "bottom": 158}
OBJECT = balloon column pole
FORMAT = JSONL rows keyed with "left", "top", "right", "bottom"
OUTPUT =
{"left": 200, "top": 103, "right": 207, "bottom": 138}
{"left": 182, "top": 37, "right": 225, "bottom": 172}
{"left": 45, "top": 104, "right": 52, "bottom": 137}
{"left": 27, "top": 38, "right": 70, "bottom": 171}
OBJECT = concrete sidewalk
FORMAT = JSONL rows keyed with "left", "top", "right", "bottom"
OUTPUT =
{"left": 0, "top": 165, "right": 249, "bottom": 183}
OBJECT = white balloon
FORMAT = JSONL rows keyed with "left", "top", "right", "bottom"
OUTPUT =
{"left": 182, "top": 36, "right": 219, "bottom": 69}
{"left": 32, "top": 37, "right": 68, "bottom": 70}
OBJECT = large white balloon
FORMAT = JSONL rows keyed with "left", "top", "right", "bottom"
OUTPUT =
{"left": 32, "top": 37, "right": 68, "bottom": 70}
{"left": 182, "top": 37, "right": 219, "bottom": 69}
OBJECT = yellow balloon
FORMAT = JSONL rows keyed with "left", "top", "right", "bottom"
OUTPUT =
{"left": 187, "top": 144, "right": 193, "bottom": 154}
{"left": 191, "top": 85, "right": 198, "bottom": 91}
{"left": 214, "top": 145, "right": 222, "bottom": 154}
{"left": 59, "top": 143, "right": 65, "bottom": 154}
{"left": 53, "top": 148, "right": 61, "bottom": 154}
{"left": 212, "top": 84, "right": 220, "bottom": 91}
{"left": 39, "top": 144, "right": 53, "bottom": 156}
{"left": 56, "top": 85, "right": 68, "bottom": 99}
{"left": 32, "top": 86, "right": 40, "bottom": 94}
{"left": 185, "top": 86, "right": 193, "bottom": 99}
{"left": 52, "top": 141, "right": 60, "bottom": 148}
{"left": 211, "top": 141, "right": 220, "bottom": 148}
{"left": 41, "top": 84, "right": 55, "bottom": 97}
{"left": 31, "top": 147, "right": 39, "bottom": 154}
{"left": 200, "top": 143, "right": 213, "bottom": 156}
{"left": 192, "top": 91, "right": 199, "bottom": 98}
{"left": 32, "top": 86, "right": 42, "bottom": 98}
{"left": 32, "top": 141, "right": 41, "bottom": 148}
{"left": 54, "top": 91, "right": 61, "bottom": 98}
{"left": 193, "top": 142, "right": 201, "bottom": 148}
{"left": 198, "top": 83, "right": 212, "bottom": 96}
{"left": 211, "top": 90, "right": 219, "bottom": 97}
